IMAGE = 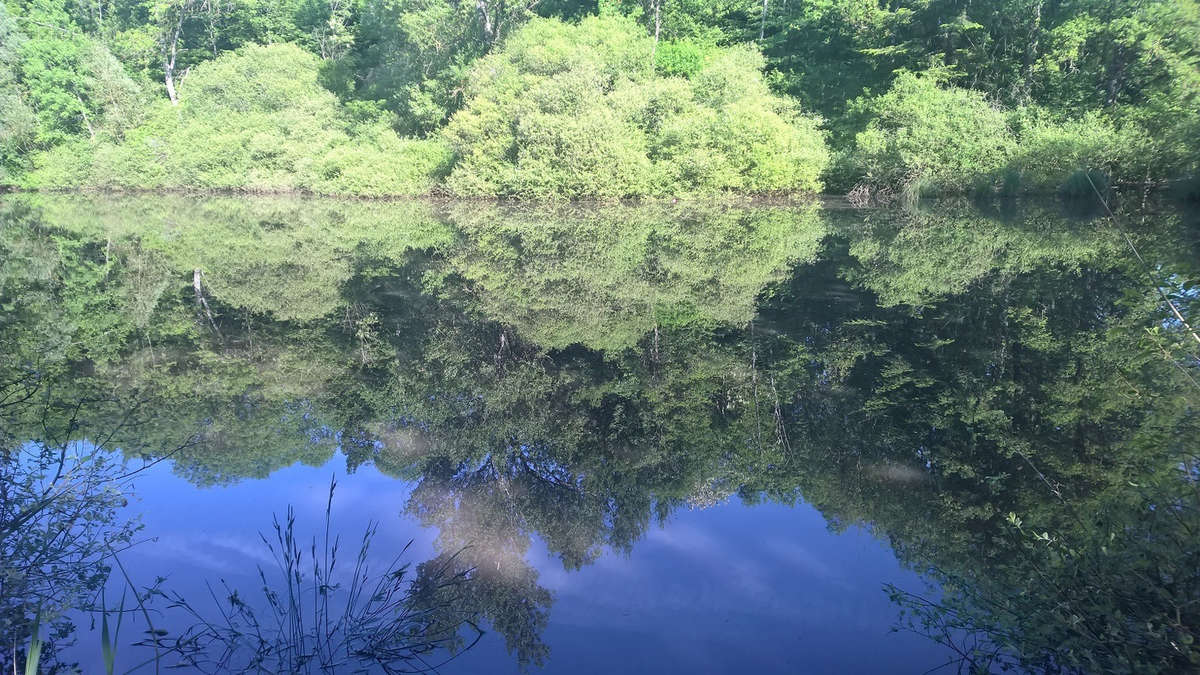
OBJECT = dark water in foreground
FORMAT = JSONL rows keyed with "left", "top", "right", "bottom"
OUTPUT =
{"left": 1, "top": 195, "right": 1197, "bottom": 674}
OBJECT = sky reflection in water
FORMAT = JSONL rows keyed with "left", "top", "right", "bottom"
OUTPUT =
{"left": 110, "top": 456, "right": 945, "bottom": 674}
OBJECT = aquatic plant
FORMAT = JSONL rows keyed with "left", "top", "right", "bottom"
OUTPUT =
{"left": 140, "top": 477, "right": 481, "bottom": 674}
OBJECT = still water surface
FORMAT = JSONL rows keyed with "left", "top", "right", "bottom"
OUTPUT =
{"left": 1, "top": 195, "right": 1197, "bottom": 673}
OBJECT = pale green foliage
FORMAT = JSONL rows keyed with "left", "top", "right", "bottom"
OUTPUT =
{"left": 849, "top": 71, "right": 1015, "bottom": 194}
{"left": 11, "top": 16, "right": 144, "bottom": 145}
{"left": 844, "top": 202, "right": 1122, "bottom": 306}
{"left": 81, "top": 44, "right": 146, "bottom": 139}
{"left": 0, "top": 3, "right": 143, "bottom": 179}
{"left": 27, "top": 194, "right": 453, "bottom": 323}
{"left": 443, "top": 15, "right": 655, "bottom": 198}
{"left": 653, "top": 39, "right": 717, "bottom": 78}
{"left": 444, "top": 15, "right": 829, "bottom": 198}
{"left": 643, "top": 47, "right": 830, "bottom": 194}
{"left": 3, "top": 0, "right": 1195, "bottom": 198}
{"left": 176, "top": 43, "right": 326, "bottom": 115}
{"left": 0, "top": 6, "right": 35, "bottom": 180}
{"left": 846, "top": 71, "right": 1158, "bottom": 195}
{"left": 27, "top": 44, "right": 451, "bottom": 196}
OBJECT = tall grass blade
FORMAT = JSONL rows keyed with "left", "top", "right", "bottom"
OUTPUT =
{"left": 24, "top": 610, "right": 43, "bottom": 675}
{"left": 100, "top": 589, "right": 126, "bottom": 675}
{"left": 102, "top": 610, "right": 114, "bottom": 675}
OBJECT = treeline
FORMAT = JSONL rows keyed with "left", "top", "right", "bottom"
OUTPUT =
{"left": 1, "top": 0, "right": 1198, "bottom": 199}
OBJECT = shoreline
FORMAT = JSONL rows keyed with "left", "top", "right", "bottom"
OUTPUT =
{"left": 0, "top": 183, "right": 1189, "bottom": 208}
{"left": 0, "top": 184, "right": 836, "bottom": 206}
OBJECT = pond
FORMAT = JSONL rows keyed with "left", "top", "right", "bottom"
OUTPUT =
{"left": 1, "top": 194, "right": 1197, "bottom": 673}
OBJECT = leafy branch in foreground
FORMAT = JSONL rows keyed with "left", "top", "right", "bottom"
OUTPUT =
{"left": 1, "top": 378, "right": 192, "bottom": 674}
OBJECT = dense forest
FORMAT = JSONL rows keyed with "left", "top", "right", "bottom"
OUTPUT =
{"left": 0, "top": 0, "right": 1198, "bottom": 199}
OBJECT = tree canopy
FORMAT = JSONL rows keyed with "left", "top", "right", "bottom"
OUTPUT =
{"left": 0, "top": 0, "right": 1194, "bottom": 198}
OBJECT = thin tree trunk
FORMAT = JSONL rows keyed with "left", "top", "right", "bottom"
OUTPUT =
{"left": 204, "top": 0, "right": 219, "bottom": 56}
{"left": 651, "top": 0, "right": 661, "bottom": 60}
{"left": 760, "top": 0, "right": 769, "bottom": 41}
{"left": 193, "top": 269, "right": 222, "bottom": 337}
{"left": 1105, "top": 47, "right": 1127, "bottom": 106}
{"left": 1021, "top": 0, "right": 1043, "bottom": 103}
{"left": 164, "top": 16, "right": 183, "bottom": 105}
{"left": 164, "top": 61, "right": 177, "bottom": 104}
{"left": 76, "top": 95, "right": 95, "bottom": 140}
{"left": 476, "top": 0, "right": 495, "bottom": 44}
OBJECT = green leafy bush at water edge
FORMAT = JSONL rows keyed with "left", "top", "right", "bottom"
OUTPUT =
{"left": 25, "top": 44, "right": 451, "bottom": 197}
{"left": 839, "top": 71, "right": 1176, "bottom": 199}
{"left": 846, "top": 71, "right": 1016, "bottom": 196}
{"left": 1, "top": 0, "right": 1196, "bottom": 200}
{"left": 442, "top": 16, "right": 829, "bottom": 199}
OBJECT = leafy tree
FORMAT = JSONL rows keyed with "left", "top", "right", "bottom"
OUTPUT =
{"left": 843, "top": 70, "right": 1016, "bottom": 197}
{"left": 444, "top": 14, "right": 828, "bottom": 198}
{"left": 348, "top": 0, "right": 542, "bottom": 134}
{"left": 0, "top": 1, "right": 145, "bottom": 177}
{"left": 0, "top": 7, "right": 36, "bottom": 180}
{"left": 28, "top": 43, "right": 452, "bottom": 195}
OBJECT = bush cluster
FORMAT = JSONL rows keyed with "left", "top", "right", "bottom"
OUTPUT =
{"left": 29, "top": 44, "right": 452, "bottom": 197}
{"left": 25, "top": 25, "right": 827, "bottom": 200}
{"left": 839, "top": 70, "right": 1175, "bottom": 199}
{"left": 6, "top": 2, "right": 1194, "bottom": 201}
{"left": 443, "top": 16, "right": 829, "bottom": 199}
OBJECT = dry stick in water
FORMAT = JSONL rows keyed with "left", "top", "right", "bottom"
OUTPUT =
{"left": 192, "top": 269, "right": 223, "bottom": 338}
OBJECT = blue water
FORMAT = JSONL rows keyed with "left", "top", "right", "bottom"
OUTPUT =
{"left": 80, "top": 455, "right": 950, "bottom": 673}
{"left": 15, "top": 194, "right": 1189, "bottom": 673}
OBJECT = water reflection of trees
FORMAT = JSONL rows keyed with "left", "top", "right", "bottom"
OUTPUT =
{"left": 2, "top": 194, "right": 1198, "bottom": 671}
{"left": 0, "top": 383, "right": 485, "bottom": 673}
{"left": 759, "top": 204, "right": 1200, "bottom": 672}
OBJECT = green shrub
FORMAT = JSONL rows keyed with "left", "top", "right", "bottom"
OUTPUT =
{"left": 1006, "top": 110, "right": 1131, "bottom": 192}
{"left": 0, "top": 7, "right": 35, "bottom": 183}
{"left": 847, "top": 70, "right": 1016, "bottom": 196}
{"left": 843, "top": 74, "right": 1147, "bottom": 199}
{"left": 313, "top": 126, "right": 454, "bottom": 196}
{"left": 0, "top": 3, "right": 145, "bottom": 183}
{"left": 22, "top": 140, "right": 94, "bottom": 187}
{"left": 176, "top": 44, "right": 325, "bottom": 117}
{"left": 443, "top": 16, "right": 829, "bottom": 199}
{"left": 26, "top": 44, "right": 448, "bottom": 197}
{"left": 653, "top": 40, "right": 717, "bottom": 78}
